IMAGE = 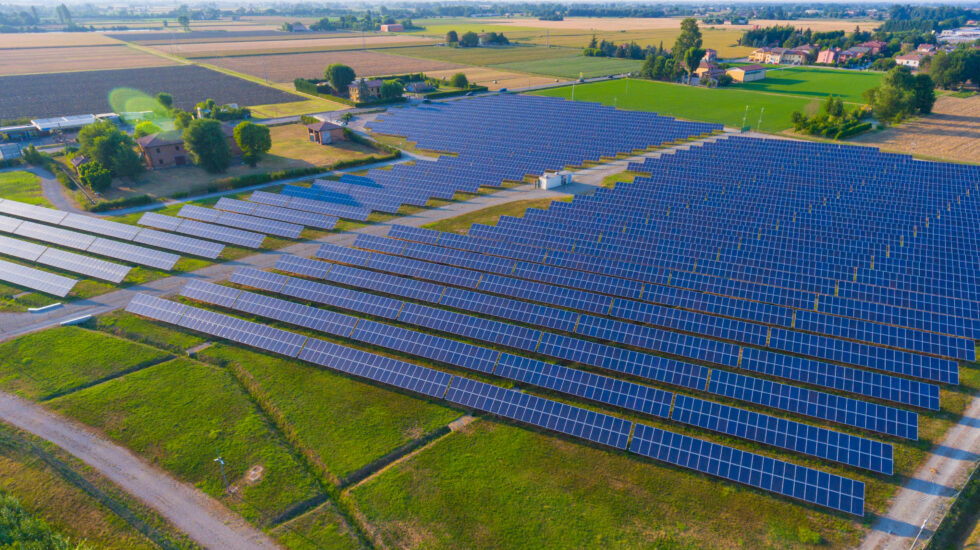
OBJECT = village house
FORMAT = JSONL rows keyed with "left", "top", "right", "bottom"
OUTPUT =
{"left": 694, "top": 61, "right": 726, "bottom": 82}
{"left": 895, "top": 52, "right": 926, "bottom": 69}
{"left": 306, "top": 121, "right": 347, "bottom": 145}
{"left": 816, "top": 48, "right": 840, "bottom": 64}
{"left": 348, "top": 78, "right": 383, "bottom": 102}
{"left": 136, "top": 124, "right": 242, "bottom": 170}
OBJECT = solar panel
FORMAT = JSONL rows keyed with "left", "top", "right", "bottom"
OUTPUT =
{"left": 180, "top": 279, "right": 242, "bottom": 308}
{"left": 178, "top": 204, "right": 302, "bottom": 239}
{"left": 0, "top": 258, "right": 76, "bottom": 297}
{"left": 86, "top": 238, "right": 180, "bottom": 271}
{"left": 139, "top": 212, "right": 266, "bottom": 248}
{"left": 0, "top": 199, "right": 67, "bottom": 224}
{"left": 59, "top": 213, "right": 142, "bottom": 241}
{"left": 0, "top": 234, "right": 45, "bottom": 261}
{"left": 629, "top": 423, "right": 865, "bottom": 516}
{"left": 0, "top": 214, "right": 23, "bottom": 233}
{"left": 445, "top": 376, "right": 632, "bottom": 449}
{"left": 14, "top": 220, "right": 96, "bottom": 250}
{"left": 125, "top": 293, "right": 189, "bottom": 324}
{"left": 36, "top": 248, "right": 131, "bottom": 283}
{"left": 133, "top": 228, "right": 225, "bottom": 259}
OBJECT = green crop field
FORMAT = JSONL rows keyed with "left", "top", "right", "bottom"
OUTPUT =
{"left": 0, "top": 327, "right": 171, "bottom": 400}
{"left": 381, "top": 44, "right": 575, "bottom": 66}
{"left": 0, "top": 170, "right": 50, "bottom": 207}
{"left": 48, "top": 357, "right": 323, "bottom": 525}
{"left": 198, "top": 344, "right": 460, "bottom": 480}
{"left": 495, "top": 56, "right": 643, "bottom": 79}
{"left": 532, "top": 78, "right": 823, "bottom": 132}
{"left": 735, "top": 66, "right": 883, "bottom": 104}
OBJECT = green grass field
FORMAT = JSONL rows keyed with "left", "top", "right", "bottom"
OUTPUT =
{"left": 198, "top": 344, "right": 460, "bottom": 480}
{"left": 0, "top": 170, "right": 51, "bottom": 207}
{"left": 735, "top": 66, "right": 883, "bottom": 104}
{"left": 532, "top": 78, "right": 822, "bottom": 132}
{"left": 48, "top": 357, "right": 324, "bottom": 525}
{"left": 270, "top": 501, "right": 363, "bottom": 550}
{"left": 495, "top": 55, "right": 643, "bottom": 79}
{"left": 96, "top": 311, "right": 208, "bottom": 353}
{"left": 422, "top": 197, "right": 572, "bottom": 234}
{"left": 0, "top": 327, "right": 171, "bottom": 400}
{"left": 345, "top": 420, "right": 861, "bottom": 549}
{"left": 381, "top": 44, "right": 575, "bottom": 66}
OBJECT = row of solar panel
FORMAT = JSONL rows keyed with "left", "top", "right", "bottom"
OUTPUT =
{"left": 0, "top": 234, "right": 130, "bottom": 283}
{"left": 138, "top": 212, "right": 266, "bottom": 249}
{"left": 125, "top": 292, "right": 864, "bottom": 515}
{"left": 244, "top": 262, "right": 921, "bottom": 440}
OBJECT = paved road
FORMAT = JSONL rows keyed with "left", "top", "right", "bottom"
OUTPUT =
{"left": 0, "top": 392, "right": 281, "bottom": 550}
{"left": 0, "top": 165, "right": 84, "bottom": 214}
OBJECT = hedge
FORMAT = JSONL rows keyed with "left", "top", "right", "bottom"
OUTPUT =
{"left": 87, "top": 194, "right": 155, "bottom": 212}
{"left": 293, "top": 79, "right": 408, "bottom": 108}
{"left": 835, "top": 122, "right": 872, "bottom": 140}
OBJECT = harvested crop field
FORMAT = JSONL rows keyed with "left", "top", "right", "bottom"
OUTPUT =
{"left": 851, "top": 95, "right": 980, "bottom": 164}
{"left": 201, "top": 50, "right": 463, "bottom": 83}
{"left": 425, "top": 67, "right": 566, "bottom": 91}
{"left": 0, "top": 45, "right": 175, "bottom": 76}
{"left": 0, "top": 32, "right": 119, "bottom": 48}
{"left": 495, "top": 55, "right": 642, "bottom": 79}
{"left": 382, "top": 44, "right": 575, "bottom": 66}
{"left": 481, "top": 16, "right": 877, "bottom": 32}
{"left": 107, "top": 29, "right": 341, "bottom": 44}
{"left": 0, "top": 65, "right": 302, "bottom": 119}
{"left": 154, "top": 34, "right": 435, "bottom": 56}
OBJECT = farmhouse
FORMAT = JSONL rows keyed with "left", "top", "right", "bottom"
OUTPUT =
{"left": 348, "top": 78, "right": 383, "bottom": 102}
{"left": 380, "top": 23, "right": 404, "bottom": 32}
{"left": 896, "top": 52, "right": 926, "bottom": 69}
{"left": 405, "top": 81, "right": 435, "bottom": 93}
{"left": 859, "top": 40, "right": 887, "bottom": 55}
{"left": 306, "top": 121, "right": 347, "bottom": 145}
{"left": 816, "top": 48, "right": 840, "bottom": 64}
{"left": 290, "top": 22, "right": 308, "bottom": 32}
{"left": 781, "top": 50, "right": 809, "bottom": 65}
{"left": 137, "top": 124, "right": 242, "bottom": 170}
{"left": 695, "top": 62, "right": 726, "bottom": 81}
{"left": 702, "top": 49, "right": 717, "bottom": 63}
{"left": 839, "top": 46, "right": 871, "bottom": 62}
{"left": 748, "top": 48, "right": 770, "bottom": 63}
{"left": 726, "top": 64, "right": 767, "bottom": 83}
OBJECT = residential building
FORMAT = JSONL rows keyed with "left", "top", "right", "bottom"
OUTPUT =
{"left": 781, "top": 50, "right": 808, "bottom": 65}
{"left": 916, "top": 43, "right": 937, "bottom": 54}
{"left": 404, "top": 81, "right": 435, "bottom": 94}
{"left": 764, "top": 47, "right": 787, "bottom": 64}
{"left": 896, "top": 52, "right": 926, "bottom": 69}
{"left": 348, "top": 78, "right": 383, "bottom": 102}
{"left": 859, "top": 40, "right": 887, "bottom": 55}
{"left": 136, "top": 123, "right": 242, "bottom": 170}
{"left": 816, "top": 48, "right": 840, "bottom": 64}
{"left": 290, "top": 22, "right": 308, "bottom": 32}
{"left": 695, "top": 61, "right": 726, "bottom": 81}
{"left": 748, "top": 48, "right": 770, "bottom": 63}
{"left": 380, "top": 23, "right": 403, "bottom": 32}
{"left": 726, "top": 64, "right": 767, "bottom": 82}
{"left": 306, "top": 121, "right": 347, "bottom": 145}
{"left": 702, "top": 49, "right": 717, "bottom": 63}
{"left": 838, "top": 46, "right": 871, "bottom": 62}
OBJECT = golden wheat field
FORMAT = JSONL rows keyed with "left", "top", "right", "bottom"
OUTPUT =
{"left": 0, "top": 32, "right": 120, "bottom": 48}
{"left": 853, "top": 95, "right": 980, "bottom": 164}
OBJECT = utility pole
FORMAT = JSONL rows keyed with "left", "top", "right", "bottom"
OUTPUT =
{"left": 214, "top": 454, "right": 229, "bottom": 493}
{"left": 742, "top": 105, "right": 749, "bottom": 129}
{"left": 757, "top": 107, "right": 765, "bottom": 131}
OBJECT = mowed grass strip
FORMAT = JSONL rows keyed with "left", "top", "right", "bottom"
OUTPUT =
{"left": 494, "top": 55, "right": 642, "bottom": 79}
{"left": 422, "top": 197, "right": 572, "bottom": 234}
{"left": 0, "top": 327, "right": 170, "bottom": 400}
{"left": 735, "top": 66, "right": 882, "bottom": 104}
{"left": 270, "top": 501, "right": 363, "bottom": 550}
{"left": 346, "top": 420, "right": 861, "bottom": 549}
{"left": 197, "top": 344, "right": 459, "bottom": 480}
{"left": 532, "top": 78, "right": 821, "bottom": 132}
{"left": 0, "top": 170, "right": 51, "bottom": 207}
{"left": 96, "top": 311, "right": 208, "bottom": 353}
{"left": 47, "top": 357, "right": 323, "bottom": 525}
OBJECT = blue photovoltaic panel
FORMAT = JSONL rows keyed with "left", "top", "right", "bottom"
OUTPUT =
{"left": 671, "top": 394, "right": 893, "bottom": 474}
{"left": 351, "top": 319, "right": 500, "bottom": 374}
{"left": 180, "top": 279, "right": 242, "bottom": 308}
{"left": 125, "top": 293, "right": 189, "bottom": 324}
{"left": 231, "top": 287, "right": 359, "bottom": 338}
{"left": 176, "top": 305, "right": 307, "bottom": 357}
{"left": 215, "top": 198, "right": 339, "bottom": 230}
{"left": 495, "top": 352, "right": 673, "bottom": 418}
{"left": 315, "top": 242, "right": 373, "bottom": 266}
{"left": 397, "top": 301, "right": 542, "bottom": 352}
{"left": 629, "top": 423, "right": 865, "bottom": 516}
{"left": 37, "top": 248, "right": 131, "bottom": 283}
{"left": 0, "top": 258, "right": 76, "bottom": 297}
{"left": 445, "top": 376, "right": 632, "bottom": 449}
{"left": 298, "top": 337, "right": 452, "bottom": 398}
{"left": 325, "top": 263, "right": 447, "bottom": 305}
{"left": 0, "top": 199, "right": 67, "bottom": 224}
{"left": 229, "top": 266, "right": 289, "bottom": 293}
{"left": 86, "top": 238, "right": 180, "bottom": 271}
{"left": 139, "top": 212, "right": 267, "bottom": 249}
{"left": 59, "top": 213, "right": 142, "bottom": 241}
{"left": 179, "top": 204, "right": 303, "bottom": 239}
{"left": 14, "top": 220, "right": 96, "bottom": 250}
{"left": 134, "top": 228, "right": 225, "bottom": 259}
{"left": 275, "top": 255, "right": 332, "bottom": 279}
{"left": 0, "top": 234, "right": 45, "bottom": 261}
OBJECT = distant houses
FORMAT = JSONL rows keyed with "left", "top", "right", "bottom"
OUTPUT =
{"left": 380, "top": 23, "right": 403, "bottom": 32}
{"left": 348, "top": 78, "right": 383, "bottom": 103}
{"left": 896, "top": 52, "right": 926, "bottom": 69}
{"left": 726, "top": 65, "right": 767, "bottom": 83}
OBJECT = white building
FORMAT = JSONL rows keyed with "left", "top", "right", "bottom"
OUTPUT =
{"left": 895, "top": 53, "right": 926, "bottom": 69}
{"left": 538, "top": 171, "right": 573, "bottom": 190}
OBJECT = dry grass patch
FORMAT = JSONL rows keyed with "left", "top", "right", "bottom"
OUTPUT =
{"left": 0, "top": 45, "right": 174, "bottom": 76}
{"left": 201, "top": 50, "right": 463, "bottom": 83}
{"left": 0, "top": 32, "right": 119, "bottom": 48}
{"left": 481, "top": 16, "right": 878, "bottom": 33}
{"left": 852, "top": 94, "right": 980, "bottom": 164}
{"left": 154, "top": 34, "right": 435, "bottom": 56}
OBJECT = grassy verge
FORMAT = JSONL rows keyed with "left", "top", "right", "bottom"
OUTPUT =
{"left": 96, "top": 311, "right": 208, "bottom": 353}
{"left": 0, "top": 326, "right": 171, "bottom": 400}
{"left": 196, "top": 344, "right": 459, "bottom": 481}
{"left": 0, "top": 170, "right": 51, "bottom": 206}
{"left": 421, "top": 196, "right": 572, "bottom": 234}
{"left": 47, "top": 357, "right": 324, "bottom": 526}
{"left": 599, "top": 170, "right": 643, "bottom": 189}
{"left": 270, "top": 501, "right": 364, "bottom": 550}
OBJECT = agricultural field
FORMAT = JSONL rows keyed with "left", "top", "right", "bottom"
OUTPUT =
{"left": 0, "top": 32, "right": 118, "bottom": 48}
{"left": 735, "top": 66, "right": 883, "bottom": 104}
{"left": 107, "top": 29, "right": 342, "bottom": 44}
{"left": 0, "top": 45, "right": 175, "bottom": 76}
{"left": 153, "top": 34, "right": 434, "bottom": 57}
{"left": 380, "top": 44, "right": 576, "bottom": 66}
{"left": 533, "top": 78, "right": 821, "bottom": 132}
{"left": 478, "top": 15, "right": 878, "bottom": 32}
{"left": 852, "top": 94, "right": 980, "bottom": 164}
{"left": 495, "top": 55, "right": 643, "bottom": 79}
{"left": 0, "top": 65, "right": 303, "bottom": 119}
{"left": 0, "top": 171, "right": 50, "bottom": 206}
{"left": 200, "top": 50, "right": 463, "bottom": 83}
{"left": 424, "top": 67, "right": 565, "bottom": 91}
{"left": 523, "top": 28, "right": 751, "bottom": 58}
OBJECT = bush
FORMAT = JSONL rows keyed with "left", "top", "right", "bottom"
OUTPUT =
{"left": 423, "top": 86, "right": 489, "bottom": 99}
{"left": 87, "top": 194, "right": 155, "bottom": 212}
{"left": 449, "top": 72, "right": 469, "bottom": 88}
{"left": 78, "top": 160, "right": 112, "bottom": 192}
{"left": 834, "top": 122, "right": 872, "bottom": 140}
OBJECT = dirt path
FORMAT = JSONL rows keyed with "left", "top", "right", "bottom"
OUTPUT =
{"left": 0, "top": 391, "right": 281, "bottom": 550}
{"left": 0, "top": 165, "right": 84, "bottom": 214}
{"left": 860, "top": 392, "right": 980, "bottom": 550}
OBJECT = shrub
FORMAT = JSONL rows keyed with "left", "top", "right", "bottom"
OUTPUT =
{"left": 449, "top": 72, "right": 469, "bottom": 88}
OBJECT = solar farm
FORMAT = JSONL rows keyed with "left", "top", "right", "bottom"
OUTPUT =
{"left": 2, "top": 92, "right": 979, "bottom": 547}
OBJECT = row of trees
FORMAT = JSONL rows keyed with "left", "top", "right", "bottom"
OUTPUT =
{"left": 928, "top": 48, "right": 980, "bottom": 89}
{"left": 445, "top": 30, "right": 508, "bottom": 47}
{"left": 864, "top": 66, "right": 936, "bottom": 124}
{"left": 636, "top": 18, "right": 708, "bottom": 85}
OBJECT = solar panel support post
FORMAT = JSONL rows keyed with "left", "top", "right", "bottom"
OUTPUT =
{"left": 214, "top": 454, "right": 229, "bottom": 494}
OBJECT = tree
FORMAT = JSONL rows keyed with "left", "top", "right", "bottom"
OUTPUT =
{"left": 233, "top": 121, "right": 271, "bottom": 167}
{"left": 588, "top": 34, "right": 598, "bottom": 49}
{"left": 133, "top": 121, "right": 162, "bottom": 138}
{"left": 156, "top": 92, "right": 173, "bottom": 111}
{"left": 183, "top": 119, "right": 230, "bottom": 173}
{"left": 380, "top": 80, "right": 404, "bottom": 100}
{"left": 21, "top": 144, "right": 43, "bottom": 165}
{"left": 460, "top": 31, "right": 479, "bottom": 48}
{"left": 446, "top": 30, "right": 458, "bottom": 44}
{"left": 824, "top": 95, "right": 844, "bottom": 118}
{"left": 324, "top": 63, "right": 356, "bottom": 94}
{"left": 683, "top": 47, "right": 706, "bottom": 84}
{"left": 913, "top": 73, "right": 937, "bottom": 114}
{"left": 672, "top": 17, "right": 702, "bottom": 56}
{"left": 449, "top": 72, "right": 469, "bottom": 88}
{"left": 173, "top": 110, "right": 193, "bottom": 130}
{"left": 55, "top": 4, "right": 71, "bottom": 25}
{"left": 177, "top": 15, "right": 190, "bottom": 31}
{"left": 77, "top": 121, "right": 142, "bottom": 178}
{"left": 79, "top": 161, "right": 111, "bottom": 192}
